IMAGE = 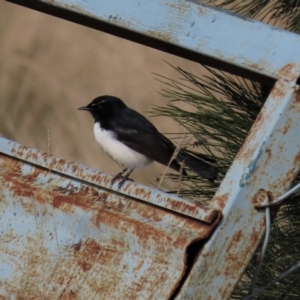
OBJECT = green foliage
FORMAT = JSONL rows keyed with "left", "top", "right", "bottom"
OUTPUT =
{"left": 152, "top": 65, "right": 264, "bottom": 200}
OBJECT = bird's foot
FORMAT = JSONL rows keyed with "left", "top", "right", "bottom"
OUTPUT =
{"left": 111, "top": 169, "right": 127, "bottom": 186}
{"left": 117, "top": 177, "right": 134, "bottom": 189}
{"left": 111, "top": 168, "right": 134, "bottom": 189}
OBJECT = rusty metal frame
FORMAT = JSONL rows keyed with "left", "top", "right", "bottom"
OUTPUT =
{"left": 7, "top": 0, "right": 300, "bottom": 84}
{"left": 3, "top": 0, "right": 300, "bottom": 299}
{"left": 0, "top": 138, "right": 219, "bottom": 222}
{"left": 179, "top": 76, "right": 300, "bottom": 299}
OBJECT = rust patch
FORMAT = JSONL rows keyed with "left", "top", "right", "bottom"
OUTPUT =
{"left": 27, "top": 168, "right": 43, "bottom": 181}
{"left": 225, "top": 230, "right": 247, "bottom": 271}
{"left": 231, "top": 230, "right": 243, "bottom": 247}
{"left": 72, "top": 240, "right": 82, "bottom": 252}
{"left": 222, "top": 226, "right": 263, "bottom": 285}
{"left": 269, "top": 148, "right": 300, "bottom": 197}
{"left": 83, "top": 239, "right": 102, "bottom": 256}
{"left": 58, "top": 290, "right": 76, "bottom": 300}
{"left": 294, "top": 151, "right": 300, "bottom": 164}
{"left": 90, "top": 174, "right": 98, "bottom": 181}
{"left": 249, "top": 225, "right": 264, "bottom": 249}
{"left": 281, "top": 117, "right": 292, "bottom": 135}
{"left": 235, "top": 114, "right": 266, "bottom": 164}
{"left": 53, "top": 195, "right": 83, "bottom": 212}
{"left": 279, "top": 63, "right": 294, "bottom": 78}
{"left": 71, "top": 242, "right": 96, "bottom": 272}
{"left": 252, "top": 189, "right": 269, "bottom": 206}
{"left": 10, "top": 181, "right": 36, "bottom": 198}
{"left": 96, "top": 192, "right": 109, "bottom": 203}
{"left": 270, "top": 80, "right": 286, "bottom": 99}
{"left": 247, "top": 63, "right": 262, "bottom": 72}
{"left": 71, "top": 164, "right": 79, "bottom": 173}
{"left": 282, "top": 167, "right": 298, "bottom": 191}
{"left": 78, "top": 260, "right": 92, "bottom": 272}
{"left": 168, "top": 199, "right": 199, "bottom": 215}
{"left": 255, "top": 112, "right": 263, "bottom": 123}
{"left": 72, "top": 239, "right": 119, "bottom": 273}
{"left": 265, "top": 148, "right": 272, "bottom": 161}
{"left": 213, "top": 193, "right": 229, "bottom": 210}
{"left": 133, "top": 187, "right": 151, "bottom": 199}
{"left": 295, "top": 87, "right": 300, "bottom": 103}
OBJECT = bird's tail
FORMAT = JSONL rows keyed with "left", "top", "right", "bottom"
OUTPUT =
{"left": 177, "top": 151, "right": 219, "bottom": 181}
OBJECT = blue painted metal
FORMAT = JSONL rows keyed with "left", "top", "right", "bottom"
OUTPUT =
{"left": 0, "top": 137, "right": 220, "bottom": 299}
{"left": 7, "top": 0, "right": 300, "bottom": 82}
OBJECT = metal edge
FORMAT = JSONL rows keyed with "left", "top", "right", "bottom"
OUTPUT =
{"left": 0, "top": 136, "right": 220, "bottom": 223}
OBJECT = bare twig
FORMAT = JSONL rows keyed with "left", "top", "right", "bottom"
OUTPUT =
{"left": 176, "top": 158, "right": 185, "bottom": 196}
{"left": 248, "top": 207, "right": 271, "bottom": 294}
{"left": 157, "top": 131, "right": 192, "bottom": 190}
{"left": 242, "top": 262, "right": 300, "bottom": 300}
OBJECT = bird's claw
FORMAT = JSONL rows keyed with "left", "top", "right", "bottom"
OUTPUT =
{"left": 111, "top": 175, "right": 121, "bottom": 186}
{"left": 117, "top": 177, "right": 134, "bottom": 189}
{"left": 111, "top": 175, "right": 134, "bottom": 189}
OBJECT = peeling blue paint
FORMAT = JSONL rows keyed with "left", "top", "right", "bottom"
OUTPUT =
{"left": 239, "top": 141, "right": 266, "bottom": 187}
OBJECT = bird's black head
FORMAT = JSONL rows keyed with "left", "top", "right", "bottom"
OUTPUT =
{"left": 78, "top": 95, "right": 126, "bottom": 120}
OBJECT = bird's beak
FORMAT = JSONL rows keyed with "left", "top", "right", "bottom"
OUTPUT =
{"left": 78, "top": 106, "right": 91, "bottom": 111}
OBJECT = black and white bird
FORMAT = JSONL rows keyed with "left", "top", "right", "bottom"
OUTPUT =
{"left": 79, "top": 95, "right": 218, "bottom": 188}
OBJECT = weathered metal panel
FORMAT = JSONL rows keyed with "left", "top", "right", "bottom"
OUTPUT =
{"left": 176, "top": 69, "right": 300, "bottom": 299}
{"left": 7, "top": 0, "right": 300, "bottom": 83}
{"left": 3, "top": 1, "right": 300, "bottom": 299}
{"left": 0, "top": 137, "right": 220, "bottom": 299}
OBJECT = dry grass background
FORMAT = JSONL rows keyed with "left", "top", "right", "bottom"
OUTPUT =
{"left": 0, "top": 1, "right": 210, "bottom": 186}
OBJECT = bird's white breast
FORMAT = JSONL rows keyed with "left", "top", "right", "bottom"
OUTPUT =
{"left": 93, "top": 123, "right": 152, "bottom": 169}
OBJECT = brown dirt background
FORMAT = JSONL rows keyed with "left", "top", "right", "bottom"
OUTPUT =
{"left": 0, "top": 1, "right": 210, "bottom": 185}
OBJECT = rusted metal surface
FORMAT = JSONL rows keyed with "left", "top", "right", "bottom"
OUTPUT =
{"left": 1, "top": 137, "right": 219, "bottom": 223}
{"left": 176, "top": 67, "right": 300, "bottom": 299}
{"left": 3, "top": 1, "right": 300, "bottom": 299}
{"left": 7, "top": 0, "right": 300, "bottom": 83}
{"left": 0, "top": 137, "right": 220, "bottom": 299}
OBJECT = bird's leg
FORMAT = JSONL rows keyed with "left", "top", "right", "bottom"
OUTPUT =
{"left": 111, "top": 168, "right": 127, "bottom": 186}
{"left": 118, "top": 169, "right": 134, "bottom": 189}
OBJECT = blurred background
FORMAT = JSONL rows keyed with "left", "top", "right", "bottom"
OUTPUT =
{"left": 0, "top": 1, "right": 209, "bottom": 185}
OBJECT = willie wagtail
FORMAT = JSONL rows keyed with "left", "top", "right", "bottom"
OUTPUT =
{"left": 79, "top": 95, "right": 218, "bottom": 188}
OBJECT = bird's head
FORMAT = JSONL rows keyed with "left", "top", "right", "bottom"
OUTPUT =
{"left": 78, "top": 95, "right": 126, "bottom": 119}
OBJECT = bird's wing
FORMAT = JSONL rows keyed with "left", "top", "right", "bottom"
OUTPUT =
{"left": 184, "top": 149, "right": 217, "bottom": 163}
{"left": 109, "top": 108, "right": 182, "bottom": 171}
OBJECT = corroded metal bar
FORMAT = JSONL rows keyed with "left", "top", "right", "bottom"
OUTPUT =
{"left": 177, "top": 69, "right": 300, "bottom": 299}
{"left": 7, "top": 0, "right": 300, "bottom": 83}
{"left": 0, "top": 137, "right": 219, "bottom": 223}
